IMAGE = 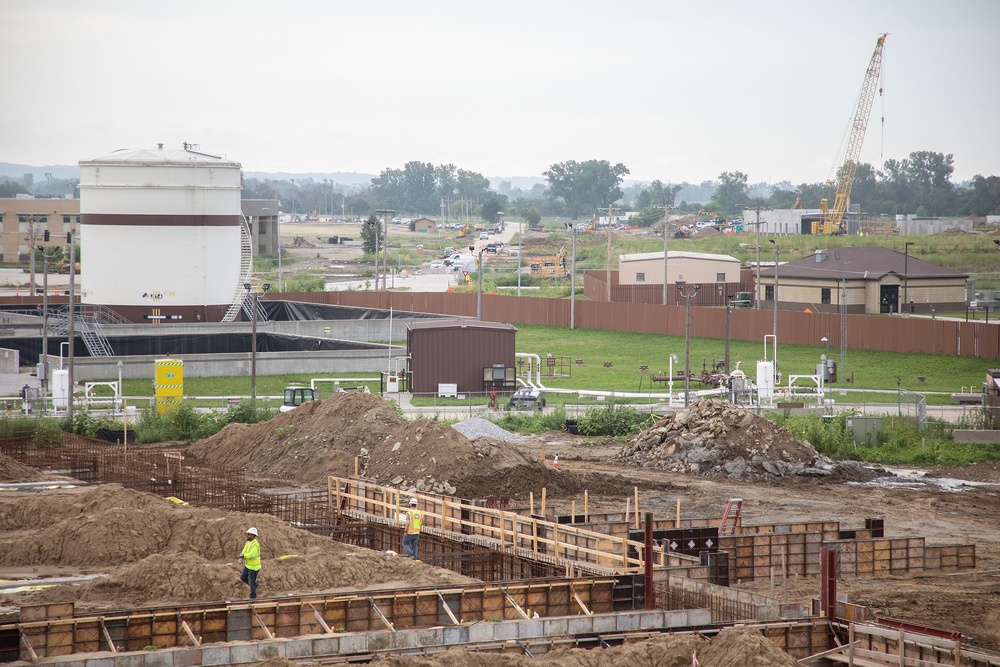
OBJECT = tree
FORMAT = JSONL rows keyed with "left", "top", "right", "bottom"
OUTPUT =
{"left": 369, "top": 168, "right": 405, "bottom": 211}
{"left": 480, "top": 196, "right": 505, "bottom": 224}
{"left": 543, "top": 159, "right": 630, "bottom": 219}
{"left": 712, "top": 171, "right": 749, "bottom": 212}
{"left": 962, "top": 175, "right": 1000, "bottom": 216}
{"left": 522, "top": 206, "right": 541, "bottom": 228}
{"left": 360, "top": 215, "right": 383, "bottom": 255}
{"left": 402, "top": 161, "right": 437, "bottom": 214}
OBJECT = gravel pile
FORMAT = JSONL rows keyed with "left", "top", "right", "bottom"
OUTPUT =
{"left": 451, "top": 417, "right": 525, "bottom": 443}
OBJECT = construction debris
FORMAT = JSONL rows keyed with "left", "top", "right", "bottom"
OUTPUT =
{"left": 614, "top": 399, "right": 881, "bottom": 482}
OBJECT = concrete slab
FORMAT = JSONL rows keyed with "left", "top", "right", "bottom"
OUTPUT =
{"left": 170, "top": 647, "right": 201, "bottom": 667}
{"left": 282, "top": 639, "right": 313, "bottom": 659}
{"left": 337, "top": 633, "right": 368, "bottom": 654}
{"left": 256, "top": 642, "right": 283, "bottom": 661}
{"left": 84, "top": 658, "right": 115, "bottom": 667}
{"left": 365, "top": 631, "right": 393, "bottom": 652}
{"left": 616, "top": 614, "right": 640, "bottom": 632}
{"left": 493, "top": 621, "right": 519, "bottom": 641}
{"left": 638, "top": 611, "right": 664, "bottom": 630}
{"left": 139, "top": 653, "right": 172, "bottom": 667}
{"left": 542, "top": 618, "right": 569, "bottom": 637}
{"left": 468, "top": 622, "right": 496, "bottom": 644}
{"left": 443, "top": 626, "right": 469, "bottom": 645}
{"left": 199, "top": 646, "right": 231, "bottom": 666}
{"left": 517, "top": 620, "right": 544, "bottom": 639}
{"left": 567, "top": 616, "right": 594, "bottom": 635}
{"left": 415, "top": 628, "right": 445, "bottom": 648}
{"left": 111, "top": 655, "right": 145, "bottom": 667}
{"left": 592, "top": 614, "right": 617, "bottom": 633}
{"left": 228, "top": 643, "right": 259, "bottom": 664}
{"left": 311, "top": 636, "right": 340, "bottom": 656}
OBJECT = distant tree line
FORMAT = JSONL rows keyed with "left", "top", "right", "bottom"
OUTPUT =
{"left": 5, "top": 149, "right": 999, "bottom": 227}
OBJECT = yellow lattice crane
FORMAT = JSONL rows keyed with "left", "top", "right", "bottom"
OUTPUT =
{"left": 814, "top": 33, "right": 887, "bottom": 236}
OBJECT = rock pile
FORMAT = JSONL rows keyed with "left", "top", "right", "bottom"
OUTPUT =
{"left": 615, "top": 399, "right": 873, "bottom": 482}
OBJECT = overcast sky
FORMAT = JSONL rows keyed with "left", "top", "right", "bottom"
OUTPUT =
{"left": 2, "top": 0, "right": 997, "bottom": 185}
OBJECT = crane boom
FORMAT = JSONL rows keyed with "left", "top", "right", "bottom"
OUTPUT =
{"left": 816, "top": 33, "right": 887, "bottom": 235}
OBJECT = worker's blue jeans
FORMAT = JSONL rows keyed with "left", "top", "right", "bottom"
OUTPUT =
{"left": 403, "top": 533, "right": 420, "bottom": 560}
{"left": 241, "top": 567, "right": 259, "bottom": 599}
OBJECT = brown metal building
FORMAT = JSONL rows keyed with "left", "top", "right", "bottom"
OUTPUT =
{"left": 406, "top": 320, "right": 517, "bottom": 395}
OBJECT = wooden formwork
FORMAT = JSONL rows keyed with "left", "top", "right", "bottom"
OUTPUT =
{"left": 822, "top": 623, "right": 1000, "bottom": 667}
{"left": 9, "top": 579, "right": 615, "bottom": 660}
{"left": 330, "top": 476, "right": 670, "bottom": 573}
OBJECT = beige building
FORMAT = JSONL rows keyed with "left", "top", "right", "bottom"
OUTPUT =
{"left": 760, "top": 247, "right": 968, "bottom": 314}
{"left": 413, "top": 217, "right": 436, "bottom": 233}
{"left": 0, "top": 197, "right": 79, "bottom": 263}
{"left": 618, "top": 250, "right": 741, "bottom": 286}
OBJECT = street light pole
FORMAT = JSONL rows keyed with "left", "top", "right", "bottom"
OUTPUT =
{"left": 517, "top": 215, "right": 523, "bottom": 296}
{"left": 725, "top": 294, "right": 734, "bottom": 373}
{"left": 676, "top": 281, "right": 701, "bottom": 407}
{"left": 662, "top": 210, "right": 670, "bottom": 305}
{"left": 67, "top": 228, "right": 76, "bottom": 423}
{"left": 904, "top": 241, "right": 913, "bottom": 313}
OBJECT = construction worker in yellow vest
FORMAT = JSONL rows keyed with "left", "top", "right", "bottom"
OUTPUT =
{"left": 402, "top": 497, "right": 422, "bottom": 560}
{"left": 239, "top": 527, "right": 262, "bottom": 599}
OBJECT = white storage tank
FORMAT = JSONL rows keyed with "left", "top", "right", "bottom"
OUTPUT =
{"left": 78, "top": 145, "right": 244, "bottom": 322}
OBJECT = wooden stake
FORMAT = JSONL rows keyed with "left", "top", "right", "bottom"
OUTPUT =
{"left": 541, "top": 487, "right": 547, "bottom": 517}
{"left": 584, "top": 490, "right": 589, "bottom": 523}
{"left": 625, "top": 497, "right": 630, "bottom": 525}
{"left": 353, "top": 456, "right": 359, "bottom": 477}
{"left": 571, "top": 500, "right": 576, "bottom": 522}
{"left": 530, "top": 491, "right": 534, "bottom": 516}
{"left": 499, "top": 510, "right": 506, "bottom": 548}
{"left": 675, "top": 498, "right": 681, "bottom": 528}
{"left": 634, "top": 487, "right": 639, "bottom": 529}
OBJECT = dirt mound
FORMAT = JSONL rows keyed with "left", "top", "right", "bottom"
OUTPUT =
{"left": 378, "top": 626, "right": 795, "bottom": 666}
{"left": 187, "top": 393, "right": 545, "bottom": 495}
{"left": 0, "top": 453, "right": 43, "bottom": 482}
{"left": 4, "top": 484, "right": 474, "bottom": 609}
{"left": 614, "top": 399, "right": 835, "bottom": 481}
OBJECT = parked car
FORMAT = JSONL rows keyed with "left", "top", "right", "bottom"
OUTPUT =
{"left": 429, "top": 259, "right": 444, "bottom": 269}
{"left": 479, "top": 231, "right": 489, "bottom": 240}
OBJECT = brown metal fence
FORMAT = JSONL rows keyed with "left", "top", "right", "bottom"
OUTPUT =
{"left": 276, "top": 288, "right": 1000, "bottom": 359}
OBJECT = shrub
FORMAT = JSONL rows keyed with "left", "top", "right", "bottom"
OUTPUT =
{"left": 576, "top": 404, "right": 655, "bottom": 437}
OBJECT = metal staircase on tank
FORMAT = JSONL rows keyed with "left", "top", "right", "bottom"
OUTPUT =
{"left": 47, "top": 305, "right": 120, "bottom": 357}
{"left": 222, "top": 215, "right": 256, "bottom": 323}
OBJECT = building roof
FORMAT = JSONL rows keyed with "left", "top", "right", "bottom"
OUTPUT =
{"left": 619, "top": 250, "right": 739, "bottom": 263}
{"left": 760, "top": 247, "right": 968, "bottom": 280}
{"left": 79, "top": 146, "right": 240, "bottom": 167}
{"left": 407, "top": 319, "right": 518, "bottom": 333}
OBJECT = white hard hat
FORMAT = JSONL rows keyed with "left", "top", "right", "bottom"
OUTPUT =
{"left": 246, "top": 527, "right": 258, "bottom": 536}
{"left": 409, "top": 497, "right": 418, "bottom": 505}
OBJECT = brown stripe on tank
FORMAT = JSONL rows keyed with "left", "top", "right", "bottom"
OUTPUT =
{"left": 81, "top": 214, "right": 242, "bottom": 226}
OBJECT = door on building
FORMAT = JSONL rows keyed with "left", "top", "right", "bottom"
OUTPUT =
{"left": 880, "top": 285, "right": 899, "bottom": 314}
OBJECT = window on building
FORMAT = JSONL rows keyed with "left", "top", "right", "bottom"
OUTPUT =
{"left": 821, "top": 288, "right": 831, "bottom": 304}
{"left": 717, "top": 273, "right": 725, "bottom": 282}
{"left": 765, "top": 285, "right": 774, "bottom": 301}
{"left": 259, "top": 225, "right": 267, "bottom": 235}
{"left": 635, "top": 272, "right": 645, "bottom": 282}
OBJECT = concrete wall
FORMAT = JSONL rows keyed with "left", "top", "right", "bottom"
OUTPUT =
{"left": 71, "top": 349, "right": 407, "bottom": 382}
{"left": 953, "top": 429, "right": 1000, "bottom": 444}
{"left": 0, "top": 347, "right": 18, "bottom": 373}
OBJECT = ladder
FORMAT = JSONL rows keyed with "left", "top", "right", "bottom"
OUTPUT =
{"left": 719, "top": 498, "right": 743, "bottom": 536}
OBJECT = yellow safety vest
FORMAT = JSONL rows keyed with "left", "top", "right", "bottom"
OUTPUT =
{"left": 406, "top": 509, "right": 422, "bottom": 535}
{"left": 242, "top": 538, "right": 261, "bottom": 570}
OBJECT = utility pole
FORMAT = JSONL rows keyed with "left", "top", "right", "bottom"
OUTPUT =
{"left": 662, "top": 209, "right": 670, "bottom": 306}
{"left": 67, "top": 228, "right": 76, "bottom": 423}
{"left": 677, "top": 282, "right": 701, "bottom": 407}
{"left": 743, "top": 205, "right": 769, "bottom": 309}
{"left": 25, "top": 214, "right": 41, "bottom": 293}
{"left": 375, "top": 209, "right": 395, "bottom": 291}
{"left": 605, "top": 204, "right": 612, "bottom": 302}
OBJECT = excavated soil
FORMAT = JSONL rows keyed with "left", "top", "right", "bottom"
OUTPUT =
{"left": 0, "top": 484, "right": 472, "bottom": 611}
{"left": 374, "top": 626, "right": 796, "bottom": 666}
{"left": 0, "top": 452, "right": 44, "bottom": 482}
{"left": 186, "top": 393, "right": 588, "bottom": 497}
{"left": 615, "top": 399, "right": 879, "bottom": 482}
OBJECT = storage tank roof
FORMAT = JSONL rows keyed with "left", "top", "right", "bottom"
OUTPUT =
{"left": 80, "top": 146, "right": 240, "bottom": 167}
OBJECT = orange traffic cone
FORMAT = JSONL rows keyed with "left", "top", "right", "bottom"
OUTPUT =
{"left": 553, "top": 455, "right": 559, "bottom": 470}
